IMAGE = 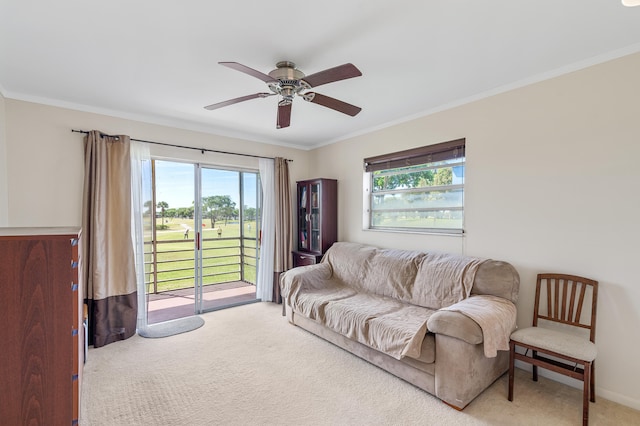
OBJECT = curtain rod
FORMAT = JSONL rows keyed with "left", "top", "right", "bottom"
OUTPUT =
{"left": 71, "top": 129, "right": 292, "bottom": 162}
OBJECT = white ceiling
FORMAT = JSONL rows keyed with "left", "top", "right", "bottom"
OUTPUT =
{"left": 2, "top": 1, "right": 640, "bottom": 149}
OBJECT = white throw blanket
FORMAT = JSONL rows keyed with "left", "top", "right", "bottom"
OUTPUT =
{"left": 441, "top": 295, "right": 517, "bottom": 357}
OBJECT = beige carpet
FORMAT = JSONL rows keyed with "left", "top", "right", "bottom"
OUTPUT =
{"left": 81, "top": 303, "right": 639, "bottom": 425}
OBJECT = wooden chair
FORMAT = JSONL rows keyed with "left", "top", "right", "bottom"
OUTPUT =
{"left": 508, "top": 273, "right": 598, "bottom": 426}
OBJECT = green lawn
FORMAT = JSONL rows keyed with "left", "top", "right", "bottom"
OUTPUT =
{"left": 147, "top": 219, "right": 258, "bottom": 293}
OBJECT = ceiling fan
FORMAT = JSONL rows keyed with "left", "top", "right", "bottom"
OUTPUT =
{"left": 204, "top": 61, "right": 362, "bottom": 129}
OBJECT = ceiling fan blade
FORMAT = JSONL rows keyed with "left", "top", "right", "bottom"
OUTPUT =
{"left": 302, "top": 63, "right": 362, "bottom": 88}
{"left": 204, "top": 93, "right": 274, "bottom": 110}
{"left": 219, "top": 62, "right": 278, "bottom": 84}
{"left": 277, "top": 102, "right": 292, "bottom": 129}
{"left": 303, "top": 92, "right": 361, "bottom": 116}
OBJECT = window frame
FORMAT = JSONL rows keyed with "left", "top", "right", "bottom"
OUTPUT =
{"left": 363, "top": 138, "right": 466, "bottom": 235}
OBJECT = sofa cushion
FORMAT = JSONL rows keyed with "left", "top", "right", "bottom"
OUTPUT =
{"left": 323, "top": 242, "right": 377, "bottom": 289}
{"left": 368, "top": 303, "right": 435, "bottom": 359}
{"left": 412, "top": 252, "right": 486, "bottom": 309}
{"left": 322, "top": 293, "right": 435, "bottom": 360}
{"left": 360, "top": 248, "right": 425, "bottom": 301}
{"left": 323, "top": 293, "right": 402, "bottom": 345}
{"left": 403, "top": 333, "right": 436, "bottom": 366}
{"left": 290, "top": 284, "right": 357, "bottom": 321}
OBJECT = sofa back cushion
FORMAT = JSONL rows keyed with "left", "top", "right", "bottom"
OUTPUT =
{"left": 322, "top": 242, "right": 519, "bottom": 309}
{"left": 412, "top": 252, "right": 486, "bottom": 309}
{"left": 322, "top": 242, "right": 377, "bottom": 288}
{"left": 360, "top": 248, "right": 425, "bottom": 300}
{"left": 471, "top": 260, "right": 520, "bottom": 304}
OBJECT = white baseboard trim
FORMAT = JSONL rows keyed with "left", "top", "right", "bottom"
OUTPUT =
{"left": 514, "top": 360, "right": 640, "bottom": 411}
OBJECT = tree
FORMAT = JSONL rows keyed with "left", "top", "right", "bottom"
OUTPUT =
{"left": 243, "top": 206, "right": 256, "bottom": 221}
{"left": 202, "top": 195, "right": 236, "bottom": 228}
{"left": 165, "top": 208, "right": 177, "bottom": 219}
{"left": 373, "top": 169, "right": 434, "bottom": 191}
{"left": 428, "top": 168, "right": 454, "bottom": 204}
{"left": 433, "top": 167, "right": 453, "bottom": 186}
{"left": 176, "top": 206, "right": 194, "bottom": 219}
{"left": 157, "top": 201, "right": 169, "bottom": 226}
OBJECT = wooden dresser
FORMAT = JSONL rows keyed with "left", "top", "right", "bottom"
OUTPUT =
{"left": 0, "top": 227, "right": 83, "bottom": 425}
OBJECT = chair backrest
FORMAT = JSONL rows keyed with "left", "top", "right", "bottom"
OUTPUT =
{"left": 533, "top": 273, "right": 599, "bottom": 343}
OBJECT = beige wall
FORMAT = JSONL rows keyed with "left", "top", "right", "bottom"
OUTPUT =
{"left": 3, "top": 100, "right": 309, "bottom": 227}
{"left": 0, "top": 91, "right": 7, "bottom": 226}
{"left": 309, "top": 52, "right": 640, "bottom": 409}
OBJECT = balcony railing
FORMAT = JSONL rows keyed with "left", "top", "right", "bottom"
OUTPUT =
{"left": 144, "top": 236, "right": 258, "bottom": 294}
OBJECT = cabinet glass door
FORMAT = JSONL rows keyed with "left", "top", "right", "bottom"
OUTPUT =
{"left": 298, "top": 184, "right": 309, "bottom": 250}
{"left": 310, "top": 182, "right": 320, "bottom": 252}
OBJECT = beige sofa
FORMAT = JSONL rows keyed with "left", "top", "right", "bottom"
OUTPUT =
{"left": 280, "top": 242, "right": 519, "bottom": 409}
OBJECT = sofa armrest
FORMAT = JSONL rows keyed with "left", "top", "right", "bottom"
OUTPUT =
{"left": 435, "top": 295, "right": 517, "bottom": 357}
{"left": 280, "top": 263, "right": 333, "bottom": 301}
{"left": 427, "top": 311, "right": 483, "bottom": 345}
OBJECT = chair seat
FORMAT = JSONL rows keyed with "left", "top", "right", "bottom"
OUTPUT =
{"left": 510, "top": 327, "right": 597, "bottom": 362}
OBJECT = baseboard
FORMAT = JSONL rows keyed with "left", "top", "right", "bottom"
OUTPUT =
{"left": 514, "top": 360, "right": 640, "bottom": 411}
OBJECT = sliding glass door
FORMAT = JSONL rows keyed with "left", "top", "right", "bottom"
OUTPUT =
{"left": 147, "top": 160, "right": 260, "bottom": 324}
{"left": 149, "top": 160, "right": 197, "bottom": 324}
{"left": 196, "top": 166, "right": 260, "bottom": 312}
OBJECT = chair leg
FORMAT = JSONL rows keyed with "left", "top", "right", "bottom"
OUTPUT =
{"left": 590, "top": 361, "right": 596, "bottom": 403}
{"left": 508, "top": 341, "right": 515, "bottom": 401}
{"left": 532, "top": 350, "right": 538, "bottom": 381}
{"left": 583, "top": 361, "right": 591, "bottom": 426}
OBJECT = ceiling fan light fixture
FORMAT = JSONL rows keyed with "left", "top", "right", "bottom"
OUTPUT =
{"left": 622, "top": 0, "right": 640, "bottom": 6}
{"left": 208, "top": 61, "right": 362, "bottom": 128}
{"left": 268, "top": 61, "right": 305, "bottom": 81}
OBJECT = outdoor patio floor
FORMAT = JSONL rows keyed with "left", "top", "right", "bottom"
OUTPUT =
{"left": 147, "top": 281, "right": 257, "bottom": 324}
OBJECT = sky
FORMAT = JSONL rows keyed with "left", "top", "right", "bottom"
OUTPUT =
{"left": 154, "top": 160, "right": 258, "bottom": 210}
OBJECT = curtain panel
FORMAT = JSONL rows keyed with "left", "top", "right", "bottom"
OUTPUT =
{"left": 273, "top": 157, "right": 292, "bottom": 303}
{"left": 257, "top": 158, "right": 275, "bottom": 301}
{"left": 129, "top": 141, "right": 152, "bottom": 332}
{"left": 82, "top": 131, "right": 138, "bottom": 348}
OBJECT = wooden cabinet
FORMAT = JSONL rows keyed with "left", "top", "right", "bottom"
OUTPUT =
{"left": 293, "top": 178, "right": 337, "bottom": 267}
{"left": 292, "top": 250, "right": 323, "bottom": 267}
{"left": 0, "top": 227, "right": 82, "bottom": 425}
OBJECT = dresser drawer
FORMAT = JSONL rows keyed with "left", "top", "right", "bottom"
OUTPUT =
{"left": 292, "top": 251, "right": 322, "bottom": 267}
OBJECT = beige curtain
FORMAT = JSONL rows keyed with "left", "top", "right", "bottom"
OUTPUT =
{"left": 273, "top": 157, "right": 292, "bottom": 302}
{"left": 82, "top": 131, "right": 137, "bottom": 348}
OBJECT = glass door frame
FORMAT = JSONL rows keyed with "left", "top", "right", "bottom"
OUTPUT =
{"left": 194, "top": 163, "right": 204, "bottom": 314}
{"left": 194, "top": 163, "right": 261, "bottom": 314}
{"left": 147, "top": 159, "right": 260, "bottom": 321}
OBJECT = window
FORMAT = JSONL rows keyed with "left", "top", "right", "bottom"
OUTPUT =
{"left": 363, "top": 138, "right": 465, "bottom": 234}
